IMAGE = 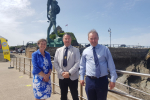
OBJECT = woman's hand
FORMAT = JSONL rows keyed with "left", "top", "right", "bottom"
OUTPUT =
{"left": 48, "top": 70, "right": 52, "bottom": 76}
{"left": 43, "top": 70, "right": 51, "bottom": 82}
{"left": 43, "top": 75, "right": 49, "bottom": 82}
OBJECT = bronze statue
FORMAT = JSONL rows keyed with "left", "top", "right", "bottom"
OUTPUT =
{"left": 47, "top": 0, "right": 60, "bottom": 44}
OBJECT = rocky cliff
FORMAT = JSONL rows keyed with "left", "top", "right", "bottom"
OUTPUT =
{"left": 116, "top": 52, "right": 150, "bottom": 100}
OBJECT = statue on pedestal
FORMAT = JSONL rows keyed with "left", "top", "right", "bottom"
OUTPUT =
{"left": 47, "top": 0, "right": 62, "bottom": 46}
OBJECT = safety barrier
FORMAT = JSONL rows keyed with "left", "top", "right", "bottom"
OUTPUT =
{"left": 12, "top": 57, "right": 32, "bottom": 78}
{"left": 11, "top": 57, "right": 150, "bottom": 100}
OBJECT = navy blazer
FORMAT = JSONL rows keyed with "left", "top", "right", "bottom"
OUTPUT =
{"left": 32, "top": 49, "right": 52, "bottom": 75}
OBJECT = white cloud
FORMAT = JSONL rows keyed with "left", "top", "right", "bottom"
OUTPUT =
{"left": 1, "top": 31, "right": 46, "bottom": 46}
{"left": 0, "top": 0, "right": 35, "bottom": 46}
{"left": 0, "top": 0, "right": 34, "bottom": 18}
{"left": 32, "top": 20, "right": 47, "bottom": 23}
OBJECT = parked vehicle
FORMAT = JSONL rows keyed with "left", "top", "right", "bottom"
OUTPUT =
{"left": 12, "top": 50, "right": 16, "bottom": 53}
{"left": 22, "top": 50, "right": 25, "bottom": 53}
{"left": 119, "top": 44, "right": 127, "bottom": 48}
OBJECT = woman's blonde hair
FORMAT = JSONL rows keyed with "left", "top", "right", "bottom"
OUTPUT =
{"left": 37, "top": 39, "right": 47, "bottom": 45}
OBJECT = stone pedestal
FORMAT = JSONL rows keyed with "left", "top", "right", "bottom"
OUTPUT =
{"left": 47, "top": 39, "right": 55, "bottom": 47}
{"left": 54, "top": 37, "right": 64, "bottom": 47}
{"left": 47, "top": 37, "right": 63, "bottom": 47}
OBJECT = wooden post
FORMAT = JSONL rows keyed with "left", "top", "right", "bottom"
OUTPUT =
{"left": 30, "top": 59, "right": 31, "bottom": 78}
{"left": 80, "top": 82, "right": 83, "bottom": 100}
{"left": 16, "top": 58, "right": 17, "bottom": 70}
{"left": 19, "top": 58, "right": 20, "bottom": 72}
{"left": 13, "top": 58, "right": 14, "bottom": 67}
{"left": 24, "top": 58, "right": 25, "bottom": 74}
{"left": 52, "top": 66, "right": 55, "bottom": 94}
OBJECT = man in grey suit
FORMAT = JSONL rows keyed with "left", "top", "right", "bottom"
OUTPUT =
{"left": 54, "top": 33, "right": 80, "bottom": 100}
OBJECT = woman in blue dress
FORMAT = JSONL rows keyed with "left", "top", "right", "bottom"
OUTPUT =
{"left": 32, "top": 39, "right": 52, "bottom": 100}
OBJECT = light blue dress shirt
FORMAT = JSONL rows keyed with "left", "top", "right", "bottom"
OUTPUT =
{"left": 79, "top": 44, "right": 118, "bottom": 82}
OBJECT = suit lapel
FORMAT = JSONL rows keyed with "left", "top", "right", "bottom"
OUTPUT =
{"left": 67, "top": 46, "right": 73, "bottom": 61}
{"left": 61, "top": 46, "right": 65, "bottom": 66}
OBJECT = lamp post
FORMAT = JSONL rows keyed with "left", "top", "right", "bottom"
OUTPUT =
{"left": 108, "top": 28, "right": 111, "bottom": 47}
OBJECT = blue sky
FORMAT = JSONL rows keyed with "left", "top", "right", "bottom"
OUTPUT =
{"left": 0, "top": 0, "right": 150, "bottom": 46}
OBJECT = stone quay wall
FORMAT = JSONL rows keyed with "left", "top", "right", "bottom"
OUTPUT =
{"left": 26, "top": 47, "right": 149, "bottom": 65}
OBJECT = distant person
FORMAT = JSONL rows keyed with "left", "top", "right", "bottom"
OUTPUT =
{"left": 32, "top": 39, "right": 52, "bottom": 100}
{"left": 79, "top": 29, "right": 118, "bottom": 100}
{"left": 19, "top": 49, "right": 22, "bottom": 55}
{"left": 54, "top": 33, "right": 80, "bottom": 100}
{"left": 15, "top": 47, "right": 18, "bottom": 54}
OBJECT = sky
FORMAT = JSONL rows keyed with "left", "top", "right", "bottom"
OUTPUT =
{"left": 0, "top": 0, "right": 150, "bottom": 46}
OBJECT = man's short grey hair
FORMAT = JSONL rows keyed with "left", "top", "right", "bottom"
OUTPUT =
{"left": 88, "top": 29, "right": 99, "bottom": 38}
{"left": 63, "top": 33, "right": 72, "bottom": 39}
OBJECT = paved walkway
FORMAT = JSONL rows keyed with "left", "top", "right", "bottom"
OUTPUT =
{"left": 0, "top": 61, "right": 61, "bottom": 100}
{"left": 0, "top": 53, "right": 125, "bottom": 100}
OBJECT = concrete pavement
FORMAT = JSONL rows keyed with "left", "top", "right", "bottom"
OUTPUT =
{"left": 0, "top": 62, "right": 60, "bottom": 100}
{"left": 0, "top": 53, "right": 125, "bottom": 100}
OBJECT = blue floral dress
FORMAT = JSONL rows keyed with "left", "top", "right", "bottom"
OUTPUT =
{"left": 33, "top": 57, "right": 52, "bottom": 99}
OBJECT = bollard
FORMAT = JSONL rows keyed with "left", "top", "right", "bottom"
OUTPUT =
{"left": 52, "top": 66, "right": 55, "bottom": 94}
{"left": 19, "top": 58, "right": 20, "bottom": 72}
{"left": 13, "top": 58, "right": 14, "bottom": 67}
{"left": 29, "top": 59, "right": 31, "bottom": 78}
{"left": 24, "top": 58, "right": 25, "bottom": 74}
{"left": 16, "top": 58, "right": 17, "bottom": 70}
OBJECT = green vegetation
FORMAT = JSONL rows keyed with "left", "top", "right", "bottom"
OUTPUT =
{"left": 49, "top": 31, "right": 65, "bottom": 40}
{"left": 9, "top": 46, "right": 22, "bottom": 50}
{"left": 49, "top": 31, "right": 77, "bottom": 44}
{"left": 9, "top": 46, "right": 16, "bottom": 50}
{"left": 49, "top": 26, "right": 78, "bottom": 45}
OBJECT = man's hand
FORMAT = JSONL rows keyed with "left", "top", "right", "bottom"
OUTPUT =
{"left": 80, "top": 80, "right": 85, "bottom": 86}
{"left": 109, "top": 82, "right": 115, "bottom": 90}
{"left": 62, "top": 72, "right": 65, "bottom": 76}
{"left": 62, "top": 72, "right": 70, "bottom": 78}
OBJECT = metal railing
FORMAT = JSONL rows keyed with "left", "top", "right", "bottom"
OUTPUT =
{"left": 52, "top": 69, "right": 150, "bottom": 100}
{"left": 79, "top": 43, "right": 150, "bottom": 49}
{"left": 12, "top": 57, "right": 32, "bottom": 78}
{"left": 114, "top": 70, "right": 150, "bottom": 100}
{"left": 11, "top": 57, "right": 150, "bottom": 100}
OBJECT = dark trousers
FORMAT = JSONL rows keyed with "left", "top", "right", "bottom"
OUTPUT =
{"left": 85, "top": 76, "right": 109, "bottom": 100}
{"left": 59, "top": 78, "right": 79, "bottom": 100}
